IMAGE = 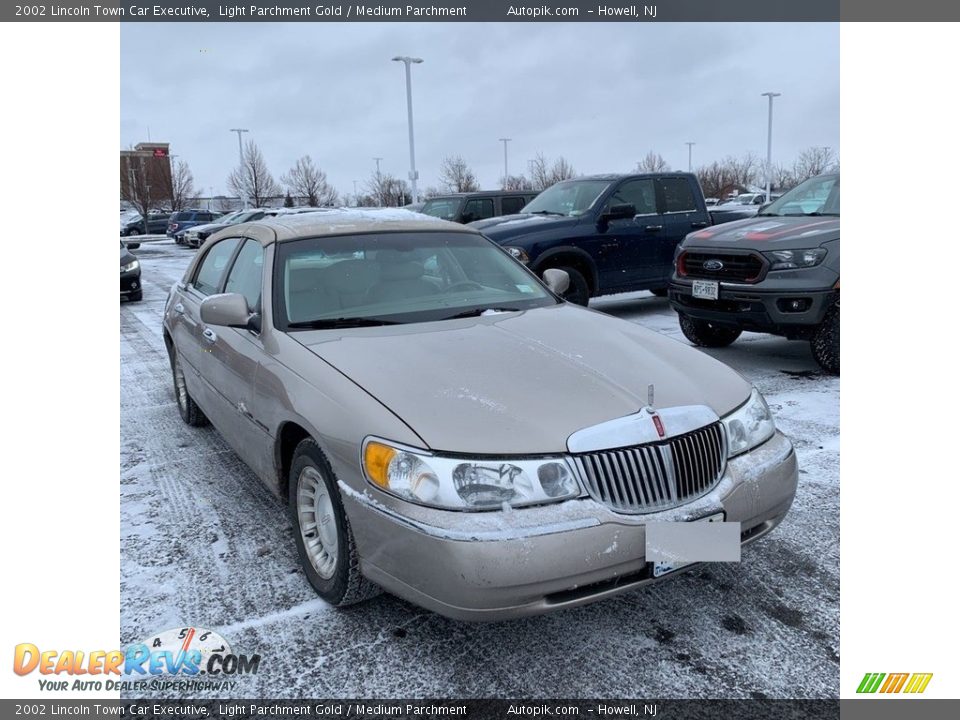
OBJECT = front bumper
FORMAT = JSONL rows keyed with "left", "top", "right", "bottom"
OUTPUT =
{"left": 343, "top": 432, "right": 798, "bottom": 621}
{"left": 120, "top": 270, "right": 141, "bottom": 296}
{"left": 669, "top": 278, "right": 836, "bottom": 337}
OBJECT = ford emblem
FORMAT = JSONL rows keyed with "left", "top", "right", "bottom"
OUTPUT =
{"left": 703, "top": 259, "right": 724, "bottom": 271}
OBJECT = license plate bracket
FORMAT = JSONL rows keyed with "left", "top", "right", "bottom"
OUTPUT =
{"left": 651, "top": 512, "right": 725, "bottom": 578}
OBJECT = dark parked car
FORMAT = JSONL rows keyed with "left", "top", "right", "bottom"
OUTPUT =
{"left": 471, "top": 173, "right": 711, "bottom": 305}
{"left": 120, "top": 239, "right": 142, "bottom": 302}
{"left": 183, "top": 208, "right": 283, "bottom": 248}
{"left": 167, "top": 210, "right": 221, "bottom": 239}
{"left": 121, "top": 213, "right": 170, "bottom": 236}
{"left": 669, "top": 173, "right": 840, "bottom": 373}
{"left": 420, "top": 191, "right": 540, "bottom": 224}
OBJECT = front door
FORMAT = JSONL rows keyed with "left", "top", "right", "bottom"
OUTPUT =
{"left": 595, "top": 177, "right": 664, "bottom": 289}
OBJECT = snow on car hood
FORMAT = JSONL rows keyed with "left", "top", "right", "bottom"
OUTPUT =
{"left": 470, "top": 213, "right": 579, "bottom": 242}
{"left": 686, "top": 215, "right": 840, "bottom": 249}
{"left": 295, "top": 304, "right": 750, "bottom": 455}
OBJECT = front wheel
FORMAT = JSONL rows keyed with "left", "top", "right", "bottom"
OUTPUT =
{"left": 811, "top": 302, "right": 840, "bottom": 374}
{"left": 289, "top": 439, "right": 381, "bottom": 607}
{"left": 679, "top": 313, "right": 742, "bottom": 348}
{"left": 127, "top": 228, "right": 140, "bottom": 236}
{"left": 550, "top": 266, "right": 590, "bottom": 306}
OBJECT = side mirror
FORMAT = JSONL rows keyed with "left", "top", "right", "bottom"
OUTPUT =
{"left": 602, "top": 203, "right": 636, "bottom": 221}
{"left": 200, "top": 293, "right": 253, "bottom": 328}
{"left": 542, "top": 268, "right": 570, "bottom": 296}
{"left": 460, "top": 212, "right": 475, "bottom": 224}
{"left": 126, "top": 242, "right": 140, "bottom": 250}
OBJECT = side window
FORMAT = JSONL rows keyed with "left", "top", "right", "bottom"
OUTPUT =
{"left": 462, "top": 198, "right": 494, "bottom": 221}
{"left": 607, "top": 179, "right": 657, "bottom": 215}
{"left": 659, "top": 177, "right": 698, "bottom": 213}
{"left": 193, "top": 237, "right": 242, "bottom": 296}
{"left": 501, "top": 196, "right": 526, "bottom": 215}
{"left": 224, "top": 239, "right": 265, "bottom": 312}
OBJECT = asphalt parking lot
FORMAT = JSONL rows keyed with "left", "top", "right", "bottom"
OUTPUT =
{"left": 120, "top": 240, "right": 839, "bottom": 699}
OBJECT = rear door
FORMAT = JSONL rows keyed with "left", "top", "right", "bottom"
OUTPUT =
{"left": 172, "top": 236, "right": 242, "bottom": 414}
{"left": 460, "top": 197, "right": 495, "bottom": 224}
{"left": 199, "top": 237, "right": 273, "bottom": 480}
{"left": 500, "top": 195, "right": 528, "bottom": 217}
{"left": 655, "top": 176, "right": 709, "bottom": 282}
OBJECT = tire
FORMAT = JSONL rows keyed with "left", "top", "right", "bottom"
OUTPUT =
{"left": 679, "top": 313, "right": 742, "bottom": 348}
{"left": 129, "top": 290, "right": 143, "bottom": 302}
{"left": 170, "top": 348, "right": 209, "bottom": 427}
{"left": 289, "top": 439, "right": 381, "bottom": 607}
{"left": 128, "top": 228, "right": 140, "bottom": 236}
{"left": 550, "top": 265, "right": 591, "bottom": 307}
{"left": 811, "top": 301, "right": 840, "bottom": 374}
{"left": 650, "top": 287, "right": 668, "bottom": 297}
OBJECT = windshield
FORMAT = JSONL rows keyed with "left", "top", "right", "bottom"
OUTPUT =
{"left": 761, "top": 174, "right": 840, "bottom": 217}
{"left": 521, "top": 180, "right": 610, "bottom": 217}
{"left": 274, "top": 231, "right": 557, "bottom": 329}
{"left": 419, "top": 198, "right": 461, "bottom": 221}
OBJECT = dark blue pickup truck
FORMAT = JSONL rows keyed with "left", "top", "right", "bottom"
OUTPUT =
{"left": 471, "top": 173, "right": 710, "bottom": 305}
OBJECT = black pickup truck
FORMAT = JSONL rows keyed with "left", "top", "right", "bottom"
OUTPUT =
{"left": 471, "top": 173, "right": 711, "bottom": 305}
{"left": 668, "top": 173, "right": 840, "bottom": 373}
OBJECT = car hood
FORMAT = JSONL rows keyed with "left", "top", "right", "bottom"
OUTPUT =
{"left": 294, "top": 304, "right": 750, "bottom": 455}
{"left": 470, "top": 213, "right": 579, "bottom": 243}
{"left": 685, "top": 214, "right": 840, "bottom": 250}
{"left": 190, "top": 222, "right": 227, "bottom": 235}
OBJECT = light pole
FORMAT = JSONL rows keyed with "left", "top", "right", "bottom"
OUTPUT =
{"left": 230, "top": 128, "right": 249, "bottom": 207}
{"left": 685, "top": 142, "right": 695, "bottom": 173}
{"left": 353, "top": 180, "right": 359, "bottom": 206}
{"left": 761, "top": 92, "right": 780, "bottom": 202}
{"left": 391, "top": 56, "right": 423, "bottom": 204}
{"left": 499, "top": 138, "right": 511, "bottom": 186}
{"left": 373, "top": 157, "right": 384, "bottom": 207}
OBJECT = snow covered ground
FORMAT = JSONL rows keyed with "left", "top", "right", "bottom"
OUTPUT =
{"left": 120, "top": 241, "right": 839, "bottom": 699}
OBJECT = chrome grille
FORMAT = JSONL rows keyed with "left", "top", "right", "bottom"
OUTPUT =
{"left": 572, "top": 423, "right": 726, "bottom": 513}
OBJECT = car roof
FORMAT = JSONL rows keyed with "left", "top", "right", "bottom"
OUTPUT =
{"left": 425, "top": 190, "right": 538, "bottom": 199}
{"left": 215, "top": 208, "right": 478, "bottom": 246}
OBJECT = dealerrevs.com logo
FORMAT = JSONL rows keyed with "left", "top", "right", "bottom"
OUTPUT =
{"left": 857, "top": 672, "right": 933, "bottom": 694}
{"left": 13, "top": 627, "right": 260, "bottom": 692}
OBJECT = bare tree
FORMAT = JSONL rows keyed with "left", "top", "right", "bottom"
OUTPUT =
{"left": 793, "top": 146, "right": 837, "bottom": 183}
{"left": 281, "top": 155, "right": 339, "bottom": 207}
{"left": 771, "top": 163, "right": 798, "bottom": 192}
{"left": 438, "top": 155, "right": 480, "bottom": 193}
{"left": 365, "top": 171, "right": 410, "bottom": 207}
{"left": 227, "top": 141, "right": 281, "bottom": 207}
{"left": 162, "top": 158, "right": 196, "bottom": 212}
{"left": 637, "top": 151, "right": 670, "bottom": 173}
{"left": 695, "top": 161, "right": 731, "bottom": 200}
{"left": 501, "top": 174, "right": 534, "bottom": 191}
{"left": 727, "top": 153, "right": 760, "bottom": 190}
{"left": 120, "top": 153, "right": 156, "bottom": 230}
{"left": 421, "top": 186, "right": 443, "bottom": 199}
{"left": 529, "top": 153, "right": 577, "bottom": 190}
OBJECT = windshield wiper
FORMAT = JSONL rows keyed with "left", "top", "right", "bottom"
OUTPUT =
{"left": 528, "top": 210, "right": 565, "bottom": 216}
{"left": 287, "top": 317, "right": 402, "bottom": 329}
{"left": 804, "top": 212, "right": 839, "bottom": 216}
{"left": 439, "top": 307, "right": 523, "bottom": 321}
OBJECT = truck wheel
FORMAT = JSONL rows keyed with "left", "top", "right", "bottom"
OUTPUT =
{"left": 679, "top": 314, "right": 742, "bottom": 348}
{"left": 811, "top": 302, "right": 840, "bottom": 374}
{"left": 289, "top": 439, "right": 381, "bottom": 607}
{"left": 554, "top": 266, "right": 590, "bottom": 306}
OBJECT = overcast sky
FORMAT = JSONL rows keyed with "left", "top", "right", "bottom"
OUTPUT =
{"left": 120, "top": 22, "right": 839, "bottom": 200}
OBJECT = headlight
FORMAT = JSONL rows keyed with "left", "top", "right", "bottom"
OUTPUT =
{"left": 120, "top": 260, "right": 140, "bottom": 273}
{"left": 721, "top": 388, "right": 776, "bottom": 457}
{"left": 362, "top": 439, "right": 580, "bottom": 510}
{"left": 504, "top": 246, "right": 529, "bottom": 263}
{"left": 763, "top": 247, "right": 827, "bottom": 271}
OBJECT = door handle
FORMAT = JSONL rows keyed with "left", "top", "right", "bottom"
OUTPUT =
{"left": 174, "top": 303, "right": 185, "bottom": 314}
{"left": 202, "top": 328, "right": 217, "bottom": 344}
{"left": 690, "top": 221, "right": 709, "bottom": 229}
{"left": 644, "top": 225, "right": 663, "bottom": 232}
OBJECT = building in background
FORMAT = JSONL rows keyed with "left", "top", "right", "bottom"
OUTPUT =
{"left": 120, "top": 142, "right": 172, "bottom": 212}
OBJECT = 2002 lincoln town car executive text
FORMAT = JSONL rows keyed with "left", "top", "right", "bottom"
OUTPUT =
{"left": 161, "top": 209, "right": 798, "bottom": 621}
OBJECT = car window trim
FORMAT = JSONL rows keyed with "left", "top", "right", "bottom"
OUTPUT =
{"left": 222, "top": 236, "right": 265, "bottom": 313}
{"left": 188, "top": 236, "right": 244, "bottom": 298}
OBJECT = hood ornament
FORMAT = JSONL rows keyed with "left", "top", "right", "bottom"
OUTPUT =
{"left": 646, "top": 383, "right": 665, "bottom": 438}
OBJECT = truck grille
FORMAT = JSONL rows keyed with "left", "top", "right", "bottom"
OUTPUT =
{"left": 571, "top": 423, "right": 726, "bottom": 514}
{"left": 680, "top": 252, "right": 765, "bottom": 283}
